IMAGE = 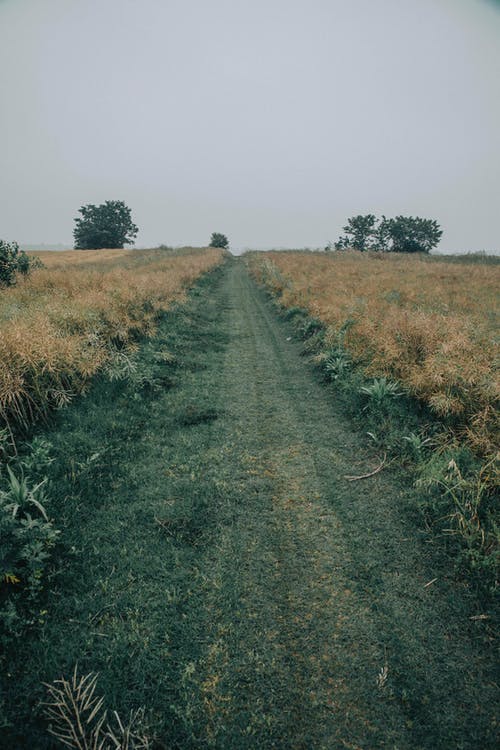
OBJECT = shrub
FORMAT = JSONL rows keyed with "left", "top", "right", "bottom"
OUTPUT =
{"left": 0, "top": 443, "right": 59, "bottom": 640}
{"left": 0, "top": 240, "right": 41, "bottom": 287}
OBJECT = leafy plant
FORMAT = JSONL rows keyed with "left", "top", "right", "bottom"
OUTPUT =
{"left": 0, "top": 240, "right": 42, "bottom": 287}
{"left": 360, "top": 377, "right": 403, "bottom": 409}
{"left": 324, "top": 350, "right": 351, "bottom": 381}
{"left": 416, "top": 450, "right": 498, "bottom": 585}
{"left": 1, "top": 440, "right": 58, "bottom": 633}
{"left": 301, "top": 317, "right": 323, "bottom": 339}
{"left": 401, "top": 431, "right": 433, "bottom": 459}
{"left": 0, "top": 464, "right": 59, "bottom": 638}
{"left": 20, "top": 438, "right": 55, "bottom": 478}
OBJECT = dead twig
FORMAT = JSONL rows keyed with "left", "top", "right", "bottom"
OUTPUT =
{"left": 344, "top": 454, "right": 387, "bottom": 481}
{"left": 423, "top": 577, "right": 438, "bottom": 588}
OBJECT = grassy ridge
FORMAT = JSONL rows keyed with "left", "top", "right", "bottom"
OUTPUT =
{"left": 247, "top": 250, "right": 499, "bottom": 588}
{"left": 0, "top": 262, "right": 231, "bottom": 747}
{"left": 0, "top": 247, "right": 225, "bottom": 436}
{"left": 246, "top": 251, "right": 498, "bottom": 453}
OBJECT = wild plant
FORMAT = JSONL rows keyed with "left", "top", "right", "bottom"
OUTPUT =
{"left": 0, "top": 436, "right": 60, "bottom": 639}
{"left": 324, "top": 350, "right": 351, "bottom": 381}
{"left": 104, "top": 350, "right": 139, "bottom": 382}
{"left": 20, "top": 437, "right": 55, "bottom": 478}
{"left": 416, "top": 451, "right": 498, "bottom": 585}
{"left": 401, "top": 432, "right": 434, "bottom": 460}
{"left": 0, "top": 466, "right": 59, "bottom": 638}
{"left": 301, "top": 317, "right": 323, "bottom": 339}
{"left": 359, "top": 377, "right": 403, "bottom": 410}
{"left": 44, "top": 667, "right": 152, "bottom": 749}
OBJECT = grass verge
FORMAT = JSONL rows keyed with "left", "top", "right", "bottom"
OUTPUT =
{"left": 246, "top": 254, "right": 499, "bottom": 597}
{"left": 0, "top": 262, "right": 230, "bottom": 747}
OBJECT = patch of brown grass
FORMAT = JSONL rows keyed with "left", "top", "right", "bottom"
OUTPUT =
{"left": 0, "top": 248, "right": 225, "bottom": 434}
{"left": 248, "top": 251, "right": 499, "bottom": 457}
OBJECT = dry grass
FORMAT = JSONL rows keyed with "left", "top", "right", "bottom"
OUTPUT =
{"left": 0, "top": 248, "right": 224, "bottom": 435}
{"left": 248, "top": 251, "right": 499, "bottom": 457}
{"left": 32, "top": 248, "right": 133, "bottom": 268}
{"left": 44, "top": 667, "right": 151, "bottom": 749}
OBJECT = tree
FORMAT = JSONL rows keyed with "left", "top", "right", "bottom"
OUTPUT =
{"left": 334, "top": 214, "right": 377, "bottom": 251}
{"left": 382, "top": 216, "right": 442, "bottom": 253}
{"left": 334, "top": 214, "right": 442, "bottom": 253}
{"left": 0, "top": 240, "right": 41, "bottom": 287}
{"left": 73, "top": 200, "right": 138, "bottom": 249}
{"left": 209, "top": 232, "right": 229, "bottom": 249}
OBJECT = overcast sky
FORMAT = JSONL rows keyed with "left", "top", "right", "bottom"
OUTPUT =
{"left": 1, "top": 0, "right": 499, "bottom": 252}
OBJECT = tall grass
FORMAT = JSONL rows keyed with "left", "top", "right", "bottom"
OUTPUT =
{"left": 0, "top": 248, "right": 225, "bottom": 436}
{"left": 247, "top": 250, "right": 499, "bottom": 585}
{"left": 248, "top": 250, "right": 499, "bottom": 455}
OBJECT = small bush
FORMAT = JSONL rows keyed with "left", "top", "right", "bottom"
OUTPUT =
{"left": 359, "top": 377, "right": 403, "bottom": 410}
{"left": 0, "top": 240, "right": 41, "bottom": 287}
{"left": 301, "top": 317, "right": 324, "bottom": 339}
{"left": 0, "top": 442, "right": 59, "bottom": 641}
{"left": 416, "top": 449, "right": 499, "bottom": 587}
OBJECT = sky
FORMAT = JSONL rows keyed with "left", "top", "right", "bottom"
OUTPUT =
{"left": 1, "top": 0, "right": 499, "bottom": 253}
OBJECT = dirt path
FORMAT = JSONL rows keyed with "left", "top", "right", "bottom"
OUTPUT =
{"left": 178, "top": 260, "right": 496, "bottom": 748}
{"left": 7, "top": 258, "right": 496, "bottom": 749}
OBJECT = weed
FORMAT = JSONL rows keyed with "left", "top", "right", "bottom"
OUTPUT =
{"left": 360, "top": 377, "right": 403, "bottom": 409}
{"left": 401, "top": 431, "right": 434, "bottom": 459}
{"left": 44, "top": 667, "right": 152, "bottom": 749}
{"left": 324, "top": 349, "right": 351, "bottom": 381}
{"left": 0, "top": 455, "right": 59, "bottom": 641}
{"left": 416, "top": 451, "right": 499, "bottom": 586}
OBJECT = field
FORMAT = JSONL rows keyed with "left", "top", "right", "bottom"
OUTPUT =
{"left": 248, "top": 250, "right": 499, "bottom": 586}
{"left": 0, "top": 247, "right": 225, "bottom": 436}
{"left": 0, "top": 251, "right": 498, "bottom": 749}
{"left": 247, "top": 251, "right": 499, "bottom": 456}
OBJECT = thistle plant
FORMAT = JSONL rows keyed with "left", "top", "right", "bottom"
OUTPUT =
{"left": 360, "top": 377, "right": 403, "bottom": 409}
{"left": 324, "top": 350, "right": 351, "bottom": 381}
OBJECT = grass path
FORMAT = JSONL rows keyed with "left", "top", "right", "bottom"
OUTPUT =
{"left": 4, "top": 259, "right": 497, "bottom": 748}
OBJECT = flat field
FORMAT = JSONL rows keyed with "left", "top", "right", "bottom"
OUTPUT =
{"left": 0, "top": 247, "right": 225, "bottom": 434}
{"left": 1, "top": 254, "right": 497, "bottom": 749}
{"left": 248, "top": 251, "right": 499, "bottom": 456}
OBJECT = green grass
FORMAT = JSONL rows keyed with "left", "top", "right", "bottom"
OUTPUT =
{"left": 0, "top": 264, "right": 230, "bottom": 747}
{"left": 1, "top": 259, "right": 497, "bottom": 749}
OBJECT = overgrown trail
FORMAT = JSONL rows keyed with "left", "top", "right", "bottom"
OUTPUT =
{"left": 176, "top": 261, "right": 496, "bottom": 748}
{"left": 7, "top": 259, "right": 496, "bottom": 749}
